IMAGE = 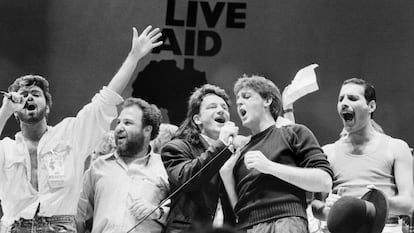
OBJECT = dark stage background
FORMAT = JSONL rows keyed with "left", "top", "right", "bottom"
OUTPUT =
{"left": 1, "top": 0, "right": 414, "bottom": 146}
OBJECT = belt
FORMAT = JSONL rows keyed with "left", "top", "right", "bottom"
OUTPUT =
{"left": 385, "top": 216, "right": 399, "bottom": 224}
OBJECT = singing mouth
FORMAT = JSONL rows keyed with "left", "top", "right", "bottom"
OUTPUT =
{"left": 24, "top": 103, "right": 36, "bottom": 111}
{"left": 239, "top": 108, "right": 247, "bottom": 117}
{"left": 214, "top": 116, "right": 226, "bottom": 124}
{"left": 342, "top": 112, "right": 354, "bottom": 122}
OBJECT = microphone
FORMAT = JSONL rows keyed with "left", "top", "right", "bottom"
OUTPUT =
{"left": 0, "top": 91, "right": 12, "bottom": 99}
{"left": 228, "top": 135, "right": 234, "bottom": 146}
{"left": 1, "top": 91, "right": 21, "bottom": 103}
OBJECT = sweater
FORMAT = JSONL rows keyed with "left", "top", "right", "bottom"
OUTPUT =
{"left": 233, "top": 124, "right": 333, "bottom": 229}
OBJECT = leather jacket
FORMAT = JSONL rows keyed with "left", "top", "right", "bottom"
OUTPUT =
{"left": 161, "top": 137, "right": 236, "bottom": 233}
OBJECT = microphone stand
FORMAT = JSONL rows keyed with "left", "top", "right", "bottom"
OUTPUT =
{"left": 126, "top": 142, "right": 233, "bottom": 233}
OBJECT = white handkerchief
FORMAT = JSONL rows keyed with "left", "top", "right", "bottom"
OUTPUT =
{"left": 283, "top": 64, "right": 319, "bottom": 107}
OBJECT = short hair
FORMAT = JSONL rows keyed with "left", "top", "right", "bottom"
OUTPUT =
{"left": 175, "top": 84, "right": 230, "bottom": 145}
{"left": 234, "top": 74, "right": 282, "bottom": 121}
{"left": 122, "top": 97, "right": 162, "bottom": 140}
{"left": 342, "top": 78, "right": 376, "bottom": 103}
{"left": 8, "top": 75, "right": 52, "bottom": 108}
{"left": 342, "top": 78, "right": 376, "bottom": 118}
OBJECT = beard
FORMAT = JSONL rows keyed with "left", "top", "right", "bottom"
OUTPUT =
{"left": 116, "top": 133, "right": 145, "bottom": 157}
{"left": 16, "top": 107, "right": 48, "bottom": 124}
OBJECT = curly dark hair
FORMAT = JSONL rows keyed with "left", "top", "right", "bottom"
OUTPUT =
{"left": 342, "top": 78, "right": 376, "bottom": 103}
{"left": 174, "top": 84, "right": 230, "bottom": 145}
{"left": 8, "top": 74, "right": 52, "bottom": 108}
{"left": 122, "top": 97, "right": 162, "bottom": 140}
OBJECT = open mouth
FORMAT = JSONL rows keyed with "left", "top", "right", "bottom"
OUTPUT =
{"left": 24, "top": 103, "right": 36, "bottom": 111}
{"left": 342, "top": 112, "right": 354, "bottom": 122}
{"left": 115, "top": 133, "right": 127, "bottom": 141}
{"left": 214, "top": 116, "right": 226, "bottom": 124}
{"left": 239, "top": 108, "right": 247, "bottom": 117}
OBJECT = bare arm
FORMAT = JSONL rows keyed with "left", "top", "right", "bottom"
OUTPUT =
{"left": 244, "top": 150, "right": 332, "bottom": 193}
{"left": 107, "top": 26, "right": 162, "bottom": 95}
{"left": 388, "top": 139, "right": 414, "bottom": 215}
{"left": 282, "top": 103, "right": 295, "bottom": 123}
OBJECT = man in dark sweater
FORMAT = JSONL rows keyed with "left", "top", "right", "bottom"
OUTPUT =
{"left": 220, "top": 75, "right": 333, "bottom": 233}
{"left": 161, "top": 84, "right": 242, "bottom": 233}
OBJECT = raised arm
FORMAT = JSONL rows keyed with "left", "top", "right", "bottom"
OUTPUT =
{"left": 282, "top": 103, "right": 295, "bottom": 123}
{"left": 161, "top": 123, "right": 237, "bottom": 192}
{"left": 0, "top": 93, "right": 25, "bottom": 135}
{"left": 161, "top": 139, "right": 233, "bottom": 192}
{"left": 107, "top": 25, "right": 162, "bottom": 95}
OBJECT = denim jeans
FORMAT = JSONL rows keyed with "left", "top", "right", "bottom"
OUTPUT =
{"left": 10, "top": 215, "right": 76, "bottom": 233}
{"left": 245, "top": 216, "right": 309, "bottom": 233}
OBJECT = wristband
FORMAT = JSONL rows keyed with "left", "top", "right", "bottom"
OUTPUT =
{"left": 283, "top": 108, "right": 293, "bottom": 114}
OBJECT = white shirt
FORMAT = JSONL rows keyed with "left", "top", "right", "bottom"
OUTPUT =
{"left": 0, "top": 87, "right": 123, "bottom": 226}
{"left": 77, "top": 151, "right": 170, "bottom": 233}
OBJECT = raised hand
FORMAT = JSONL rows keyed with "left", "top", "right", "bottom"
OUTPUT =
{"left": 1, "top": 91, "right": 25, "bottom": 116}
{"left": 218, "top": 121, "right": 239, "bottom": 145}
{"left": 107, "top": 25, "right": 163, "bottom": 94}
{"left": 130, "top": 26, "right": 163, "bottom": 60}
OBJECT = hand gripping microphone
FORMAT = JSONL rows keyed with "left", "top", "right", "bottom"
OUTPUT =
{"left": 228, "top": 135, "right": 234, "bottom": 146}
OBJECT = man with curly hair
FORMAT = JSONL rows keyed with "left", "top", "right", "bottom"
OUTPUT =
{"left": 0, "top": 26, "right": 162, "bottom": 232}
{"left": 77, "top": 98, "right": 169, "bottom": 233}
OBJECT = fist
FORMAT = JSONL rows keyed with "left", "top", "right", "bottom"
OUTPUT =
{"left": 219, "top": 121, "right": 239, "bottom": 145}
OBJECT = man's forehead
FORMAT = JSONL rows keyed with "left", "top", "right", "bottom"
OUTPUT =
{"left": 237, "top": 87, "right": 255, "bottom": 95}
{"left": 201, "top": 94, "right": 226, "bottom": 105}
{"left": 18, "top": 85, "right": 43, "bottom": 92}
{"left": 340, "top": 83, "right": 364, "bottom": 95}
{"left": 119, "top": 105, "right": 143, "bottom": 119}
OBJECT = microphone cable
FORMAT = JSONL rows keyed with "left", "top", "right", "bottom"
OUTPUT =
{"left": 126, "top": 140, "right": 234, "bottom": 233}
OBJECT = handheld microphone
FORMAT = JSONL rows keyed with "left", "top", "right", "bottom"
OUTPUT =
{"left": 0, "top": 91, "right": 12, "bottom": 99}
{"left": 1, "top": 91, "right": 21, "bottom": 104}
{"left": 228, "top": 135, "right": 234, "bottom": 145}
